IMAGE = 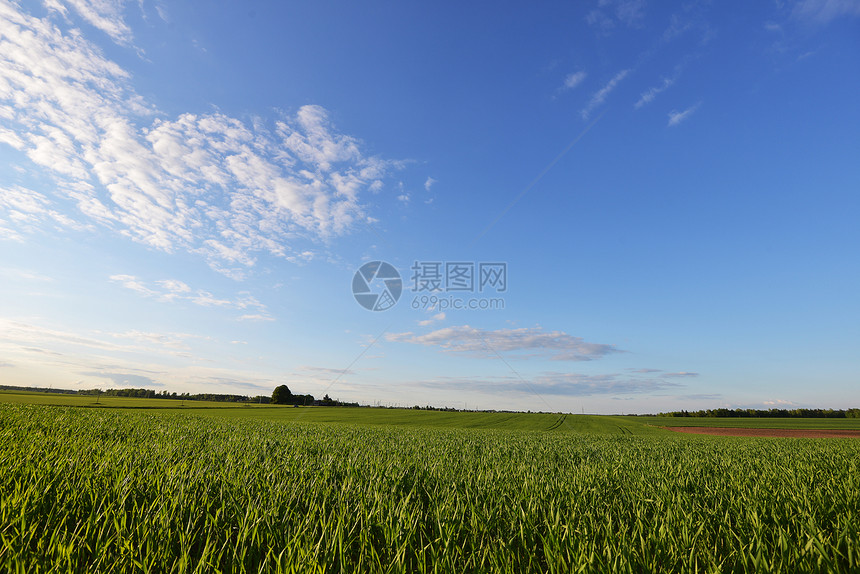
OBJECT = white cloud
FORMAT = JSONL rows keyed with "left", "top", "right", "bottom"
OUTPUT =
{"left": 0, "top": 186, "right": 87, "bottom": 233}
{"left": 156, "top": 279, "right": 191, "bottom": 297}
{"left": 532, "top": 372, "right": 679, "bottom": 396}
{"left": 298, "top": 365, "right": 355, "bottom": 377}
{"left": 237, "top": 314, "right": 275, "bottom": 322}
{"left": 110, "top": 274, "right": 272, "bottom": 320}
{"left": 81, "top": 371, "right": 159, "bottom": 387}
{"left": 0, "top": 319, "right": 199, "bottom": 361}
{"left": 0, "top": 268, "right": 55, "bottom": 282}
{"left": 424, "top": 177, "right": 437, "bottom": 191}
{"left": 563, "top": 70, "right": 587, "bottom": 90}
{"left": 635, "top": 76, "right": 675, "bottom": 109}
{"left": 108, "top": 274, "right": 157, "bottom": 297}
{"left": 0, "top": 3, "right": 399, "bottom": 276}
{"left": 762, "top": 398, "right": 800, "bottom": 406}
{"left": 386, "top": 325, "right": 620, "bottom": 361}
{"left": 586, "top": 0, "right": 646, "bottom": 31}
{"left": 0, "top": 224, "right": 23, "bottom": 241}
{"left": 581, "top": 69, "right": 629, "bottom": 120}
{"left": 667, "top": 103, "right": 701, "bottom": 127}
{"left": 0, "top": 127, "right": 25, "bottom": 149}
{"left": 793, "top": 0, "right": 860, "bottom": 24}
{"left": 417, "top": 312, "right": 446, "bottom": 326}
{"left": 110, "top": 329, "right": 200, "bottom": 351}
{"left": 45, "top": 0, "right": 135, "bottom": 46}
{"left": 417, "top": 371, "right": 680, "bottom": 397}
{"left": 0, "top": 318, "right": 129, "bottom": 352}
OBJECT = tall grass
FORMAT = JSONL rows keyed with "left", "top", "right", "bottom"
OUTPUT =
{"left": 1, "top": 404, "right": 858, "bottom": 572}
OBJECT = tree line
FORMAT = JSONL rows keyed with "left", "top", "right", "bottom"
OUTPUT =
{"left": 659, "top": 408, "right": 860, "bottom": 418}
{"left": 270, "top": 385, "right": 357, "bottom": 407}
{"left": 77, "top": 388, "right": 271, "bottom": 403}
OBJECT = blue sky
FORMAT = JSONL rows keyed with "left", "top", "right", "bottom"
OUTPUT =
{"left": 1, "top": 0, "right": 858, "bottom": 413}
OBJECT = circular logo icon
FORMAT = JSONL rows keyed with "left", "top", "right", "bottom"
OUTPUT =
{"left": 352, "top": 261, "right": 402, "bottom": 311}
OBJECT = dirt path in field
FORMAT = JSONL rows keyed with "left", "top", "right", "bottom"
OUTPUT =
{"left": 665, "top": 427, "right": 860, "bottom": 438}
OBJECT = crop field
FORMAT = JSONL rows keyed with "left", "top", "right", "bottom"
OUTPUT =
{"left": 0, "top": 391, "right": 268, "bottom": 410}
{"left": 630, "top": 416, "right": 860, "bottom": 430}
{"left": 1, "top": 403, "right": 859, "bottom": 573}
{"left": 188, "top": 406, "right": 666, "bottom": 435}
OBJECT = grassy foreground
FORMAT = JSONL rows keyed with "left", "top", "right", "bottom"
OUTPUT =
{"left": 1, "top": 404, "right": 859, "bottom": 573}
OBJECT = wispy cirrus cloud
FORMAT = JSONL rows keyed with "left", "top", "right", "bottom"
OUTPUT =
{"left": 109, "top": 274, "right": 272, "bottom": 320}
{"left": 386, "top": 325, "right": 620, "bottom": 361}
{"left": 0, "top": 318, "right": 200, "bottom": 359}
{"left": 668, "top": 103, "right": 701, "bottom": 126}
{"left": 417, "top": 312, "right": 446, "bottom": 327}
{"left": 0, "top": 2, "right": 398, "bottom": 279}
{"left": 762, "top": 398, "right": 800, "bottom": 407}
{"left": 531, "top": 372, "right": 679, "bottom": 396}
{"left": 297, "top": 365, "right": 357, "bottom": 379}
{"left": 417, "top": 371, "right": 679, "bottom": 397}
{"left": 635, "top": 76, "right": 676, "bottom": 109}
{"left": 108, "top": 330, "right": 209, "bottom": 353}
{"left": 81, "top": 371, "right": 160, "bottom": 387}
{"left": 792, "top": 0, "right": 860, "bottom": 24}
{"left": 586, "top": 0, "right": 646, "bottom": 31}
{"left": 581, "top": 69, "right": 629, "bottom": 120}
{"left": 0, "top": 186, "right": 89, "bottom": 237}
{"left": 0, "top": 318, "right": 129, "bottom": 353}
{"left": 562, "top": 70, "right": 587, "bottom": 91}
{"left": 44, "top": 0, "right": 135, "bottom": 46}
{"left": 0, "top": 268, "right": 55, "bottom": 282}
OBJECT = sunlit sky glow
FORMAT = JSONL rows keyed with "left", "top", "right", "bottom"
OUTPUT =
{"left": 1, "top": 0, "right": 858, "bottom": 413}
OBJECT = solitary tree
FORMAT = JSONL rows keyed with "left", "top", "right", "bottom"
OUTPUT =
{"left": 271, "top": 385, "right": 292, "bottom": 405}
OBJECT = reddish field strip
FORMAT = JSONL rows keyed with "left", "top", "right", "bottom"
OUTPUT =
{"left": 665, "top": 427, "right": 860, "bottom": 438}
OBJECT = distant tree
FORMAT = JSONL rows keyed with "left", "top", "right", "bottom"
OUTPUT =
{"left": 271, "top": 385, "right": 292, "bottom": 405}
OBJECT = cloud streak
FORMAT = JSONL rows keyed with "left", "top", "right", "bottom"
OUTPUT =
{"left": 581, "top": 69, "right": 629, "bottom": 120}
{"left": 109, "top": 275, "right": 272, "bottom": 320}
{"left": 418, "top": 371, "right": 680, "bottom": 397}
{"left": 668, "top": 103, "right": 701, "bottom": 126}
{"left": 386, "top": 325, "right": 620, "bottom": 361}
{"left": 635, "top": 76, "right": 676, "bottom": 109}
{"left": 793, "top": 0, "right": 860, "bottom": 24}
{"left": 586, "top": 0, "right": 646, "bottom": 31}
{"left": 563, "top": 70, "right": 587, "bottom": 91}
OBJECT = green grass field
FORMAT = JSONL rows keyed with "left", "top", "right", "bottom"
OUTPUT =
{"left": 0, "top": 390, "right": 268, "bottom": 409}
{"left": 631, "top": 416, "right": 860, "bottom": 429}
{"left": 186, "top": 406, "right": 669, "bottom": 435}
{"left": 5, "top": 390, "right": 859, "bottom": 432}
{"left": 1, "top": 394, "right": 859, "bottom": 572}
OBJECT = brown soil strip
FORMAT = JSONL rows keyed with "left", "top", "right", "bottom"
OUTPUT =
{"left": 665, "top": 427, "right": 860, "bottom": 438}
